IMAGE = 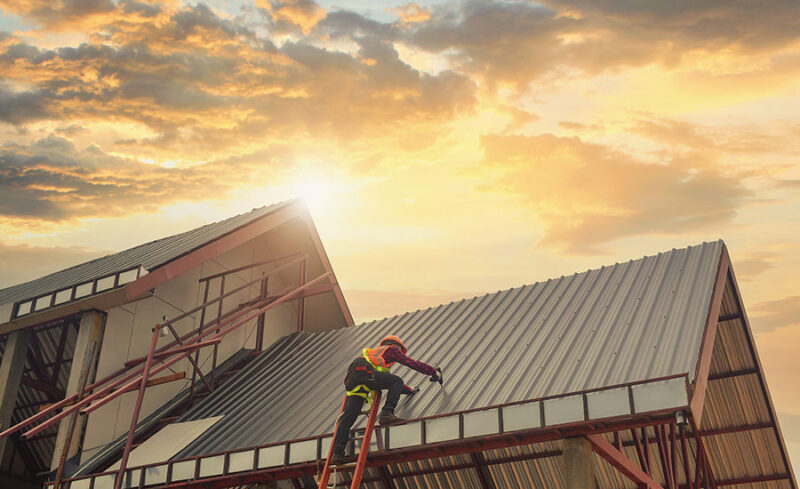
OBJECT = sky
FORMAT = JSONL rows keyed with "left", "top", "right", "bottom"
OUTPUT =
{"left": 0, "top": 0, "right": 799, "bottom": 479}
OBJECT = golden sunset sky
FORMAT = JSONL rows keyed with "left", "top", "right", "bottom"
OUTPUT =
{"left": 0, "top": 0, "right": 799, "bottom": 476}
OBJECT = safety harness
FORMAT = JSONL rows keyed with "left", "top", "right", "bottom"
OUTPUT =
{"left": 345, "top": 346, "right": 394, "bottom": 404}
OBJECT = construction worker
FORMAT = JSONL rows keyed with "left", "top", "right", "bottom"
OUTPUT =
{"left": 330, "top": 335, "right": 441, "bottom": 465}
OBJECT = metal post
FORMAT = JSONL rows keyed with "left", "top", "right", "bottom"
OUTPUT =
{"left": 297, "top": 258, "right": 307, "bottom": 332}
{"left": 679, "top": 424, "right": 693, "bottom": 489}
{"left": 17, "top": 273, "right": 331, "bottom": 440}
{"left": 256, "top": 276, "right": 268, "bottom": 351}
{"left": 114, "top": 323, "right": 162, "bottom": 489}
{"left": 165, "top": 323, "right": 213, "bottom": 393}
{"left": 191, "top": 280, "right": 211, "bottom": 399}
{"left": 211, "top": 276, "right": 225, "bottom": 389}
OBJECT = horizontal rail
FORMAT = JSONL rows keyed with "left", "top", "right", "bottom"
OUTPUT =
{"left": 79, "top": 272, "right": 330, "bottom": 417}
{"left": 18, "top": 273, "right": 330, "bottom": 439}
{"left": 198, "top": 252, "right": 303, "bottom": 282}
{"left": 53, "top": 373, "right": 690, "bottom": 489}
{"left": 150, "top": 338, "right": 222, "bottom": 360}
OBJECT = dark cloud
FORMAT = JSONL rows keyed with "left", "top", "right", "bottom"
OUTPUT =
{"left": 2, "top": 0, "right": 116, "bottom": 28}
{"left": 0, "top": 135, "right": 292, "bottom": 220}
{"left": 120, "top": 0, "right": 159, "bottom": 18}
{"left": 380, "top": 0, "right": 800, "bottom": 86}
{"left": 0, "top": 85, "right": 52, "bottom": 124}
{"left": 168, "top": 3, "right": 240, "bottom": 41}
{"left": 543, "top": 0, "right": 800, "bottom": 51}
{"left": 478, "top": 133, "right": 750, "bottom": 253}
{"left": 751, "top": 296, "right": 800, "bottom": 332}
{"left": 257, "top": 0, "right": 326, "bottom": 35}
{"left": 0, "top": 4, "right": 474, "bottom": 153}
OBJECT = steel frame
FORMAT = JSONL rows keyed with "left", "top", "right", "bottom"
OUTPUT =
{"left": 18, "top": 243, "right": 793, "bottom": 489}
{"left": 2, "top": 257, "right": 332, "bottom": 486}
{"left": 52, "top": 373, "right": 696, "bottom": 489}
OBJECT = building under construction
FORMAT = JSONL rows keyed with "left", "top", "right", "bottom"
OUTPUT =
{"left": 0, "top": 200, "right": 795, "bottom": 489}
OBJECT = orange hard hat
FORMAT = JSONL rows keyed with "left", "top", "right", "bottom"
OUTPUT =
{"left": 380, "top": 335, "right": 406, "bottom": 353}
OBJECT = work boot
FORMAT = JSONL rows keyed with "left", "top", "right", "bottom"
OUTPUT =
{"left": 330, "top": 452, "right": 348, "bottom": 466}
{"left": 378, "top": 409, "right": 405, "bottom": 425}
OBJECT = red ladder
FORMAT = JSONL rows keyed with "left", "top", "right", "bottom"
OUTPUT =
{"left": 317, "top": 391, "right": 381, "bottom": 489}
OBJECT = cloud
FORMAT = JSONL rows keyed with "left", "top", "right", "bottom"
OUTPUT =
{"left": 257, "top": 0, "right": 326, "bottom": 35}
{"left": 1, "top": 0, "right": 117, "bottom": 29}
{"left": 0, "top": 84, "right": 52, "bottom": 124}
{"left": 0, "top": 3, "right": 474, "bottom": 157}
{"left": 392, "top": 3, "right": 431, "bottom": 25}
{"left": 558, "top": 121, "right": 601, "bottom": 132}
{"left": 0, "top": 135, "right": 293, "bottom": 220}
{"left": 477, "top": 133, "right": 750, "bottom": 253}
{"left": 751, "top": 296, "right": 800, "bottom": 332}
{"left": 392, "top": 0, "right": 800, "bottom": 87}
{"left": 732, "top": 251, "right": 779, "bottom": 282}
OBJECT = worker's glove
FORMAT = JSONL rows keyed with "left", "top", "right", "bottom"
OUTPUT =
{"left": 429, "top": 367, "right": 443, "bottom": 385}
{"left": 404, "top": 386, "right": 420, "bottom": 396}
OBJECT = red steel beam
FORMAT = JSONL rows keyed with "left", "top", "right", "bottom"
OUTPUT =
{"left": 125, "top": 202, "right": 299, "bottom": 299}
{"left": 707, "top": 368, "right": 758, "bottom": 381}
{"left": 114, "top": 324, "right": 161, "bottom": 489}
{"left": 21, "top": 274, "right": 331, "bottom": 439}
{"left": 690, "top": 246, "right": 730, "bottom": 424}
{"left": 21, "top": 375, "right": 65, "bottom": 399}
{"left": 588, "top": 434, "right": 665, "bottom": 489}
{"left": 297, "top": 258, "right": 306, "bottom": 332}
{"left": 726, "top": 255, "right": 799, "bottom": 489}
{"left": 470, "top": 451, "right": 494, "bottom": 489}
{"left": 678, "top": 474, "right": 791, "bottom": 489}
{"left": 150, "top": 338, "right": 222, "bottom": 360}
{"left": 97, "top": 416, "right": 677, "bottom": 489}
{"left": 124, "top": 255, "right": 305, "bottom": 369}
{"left": 49, "top": 321, "right": 72, "bottom": 384}
{"left": 81, "top": 274, "right": 330, "bottom": 416}
{"left": 198, "top": 252, "right": 302, "bottom": 282}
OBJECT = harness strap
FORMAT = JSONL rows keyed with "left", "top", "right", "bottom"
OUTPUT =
{"left": 346, "top": 384, "right": 376, "bottom": 405}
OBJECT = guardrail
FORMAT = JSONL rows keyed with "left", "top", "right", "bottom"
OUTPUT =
{"left": 51, "top": 374, "right": 691, "bottom": 489}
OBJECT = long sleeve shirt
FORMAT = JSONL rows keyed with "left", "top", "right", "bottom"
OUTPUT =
{"left": 381, "top": 345, "right": 437, "bottom": 394}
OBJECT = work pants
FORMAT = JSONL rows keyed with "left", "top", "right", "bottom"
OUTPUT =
{"left": 332, "top": 371, "right": 404, "bottom": 455}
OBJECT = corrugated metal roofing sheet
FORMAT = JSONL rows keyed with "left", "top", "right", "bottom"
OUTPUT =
{"left": 175, "top": 240, "right": 724, "bottom": 457}
{"left": 0, "top": 201, "right": 292, "bottom": 307}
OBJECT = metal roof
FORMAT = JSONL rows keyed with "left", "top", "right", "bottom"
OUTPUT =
{"left": 0, "top": 200, "right": 292, "bottom": 308}
{"left": 175, "top": 240, "right": 725, "bottom": 457}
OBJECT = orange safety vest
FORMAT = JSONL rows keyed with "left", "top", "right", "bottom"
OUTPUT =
{"left": 362, "top": 345, "right": 395, "bottom": 372}
{"left": 345, "top": 345, "right": 394, "bottom": 404}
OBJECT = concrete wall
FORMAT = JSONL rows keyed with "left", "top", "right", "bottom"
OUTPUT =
{"left": 80, "top": 236, "right": 299, "bottom": 463}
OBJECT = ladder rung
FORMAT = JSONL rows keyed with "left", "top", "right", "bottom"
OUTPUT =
{"left": 332, "top": 462, "right": 358, "bottom": 470}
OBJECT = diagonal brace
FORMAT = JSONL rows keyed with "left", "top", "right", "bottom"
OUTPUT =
{"left": 165, "top": 323, "right": 214, "bottom": 393}
{"left": 588, "top": 434, "right": 665, "bottom": 489}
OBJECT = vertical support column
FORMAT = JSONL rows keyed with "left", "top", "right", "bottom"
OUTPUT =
{"left": 563, "top": 437, "right": 596, "bottom": 489}
{"left": 210, "top": 276, "right": 225, "bottom": 388}
{"left": 255, "top": 276, "right": 268, "bottom": 351}
{"left": 0, "top": 329, "right": 32, "bottom": 466}
{"left": 50, "top": 310, "right": 106, "bottom": 471}
{"left": 297, "top": 258, "right": 306, "bottom": 332}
